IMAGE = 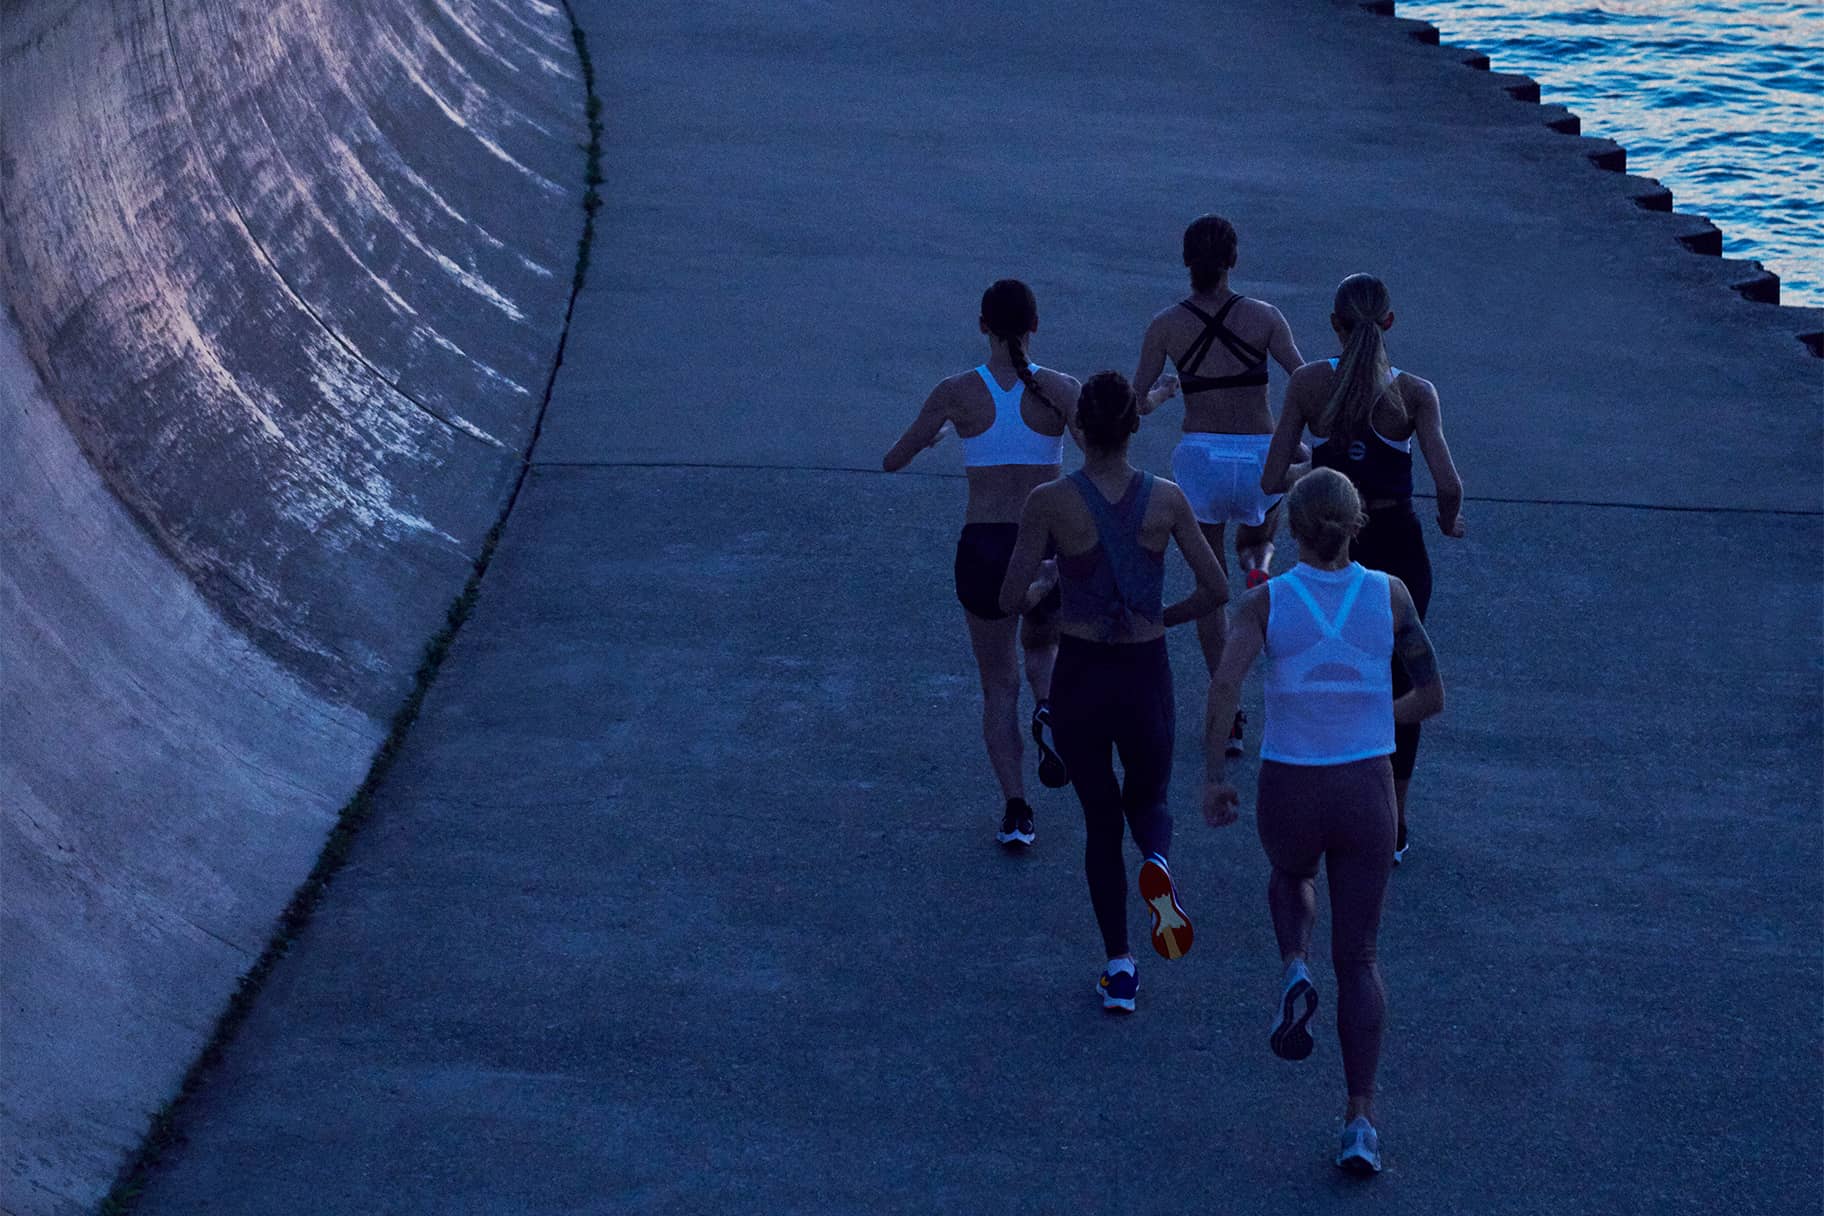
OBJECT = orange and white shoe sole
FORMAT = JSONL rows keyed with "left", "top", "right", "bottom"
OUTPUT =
{"left": 1138, "top": 856, "right": 1193, "bottom": 960}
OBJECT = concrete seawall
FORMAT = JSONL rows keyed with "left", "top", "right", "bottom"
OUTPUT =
{"left": 0, "top": 1, "right": 584, "bottom": 1210}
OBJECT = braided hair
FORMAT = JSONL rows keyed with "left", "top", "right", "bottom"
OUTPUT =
{"left": 980, "top": 279, "right": 1055, "bottom": 413}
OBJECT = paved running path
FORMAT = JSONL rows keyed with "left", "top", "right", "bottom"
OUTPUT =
{"left": 137, "top": 2, "right": 1821, "bottom": 1213}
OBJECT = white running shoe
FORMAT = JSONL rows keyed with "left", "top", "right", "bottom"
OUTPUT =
{"left": 1335, "top": 1116, "right": 1383, "bottom": 1174}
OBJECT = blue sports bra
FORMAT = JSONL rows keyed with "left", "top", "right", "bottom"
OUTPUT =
{"left": 1058, "top": 470, "right": 1166, "bottom": 640}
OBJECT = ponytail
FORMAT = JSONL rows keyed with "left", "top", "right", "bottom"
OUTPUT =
{"left": 981, "top": 279, "right": 1055, "bottom": 413}
{"left": 1312, "top": 273, "right": 1405, "bottom": 441}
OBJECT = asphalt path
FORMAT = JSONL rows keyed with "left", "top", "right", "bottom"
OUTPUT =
{"left": 135, "top": 2, "right": 1822, "bottom": 1212}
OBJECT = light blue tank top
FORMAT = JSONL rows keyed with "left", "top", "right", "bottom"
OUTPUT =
{"left": 1261, "top": 563, "right": 1395, "bottom": 765}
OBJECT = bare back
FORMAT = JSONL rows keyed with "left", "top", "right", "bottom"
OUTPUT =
{"left": 1137, "top": 292, "right": 1301, "bottom": 435}
{"left": 1293, "top": 362, "right": 1421, "bottom": 444}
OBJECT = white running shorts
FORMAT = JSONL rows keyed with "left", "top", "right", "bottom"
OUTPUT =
{"left": 1170, "top": 432, "right": 1283, "bottom": 527}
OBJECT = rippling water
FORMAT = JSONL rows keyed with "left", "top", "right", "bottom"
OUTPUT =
{"left": 1394, "top": 1, "right": 1824, "bottom": 308}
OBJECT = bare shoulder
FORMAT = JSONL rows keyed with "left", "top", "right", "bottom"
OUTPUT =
{"left": 1384, "top": 573, "right": 1418, "bottom": 621}
{"left": 938, "top": 368, "right": 983, "bottom": 397}
{"left": 1152, "top": 474, "right": 1190, "bottom": 509}
{"left": 1285, "top": 359, "right": 1334, "bottom": 405}
{"left": 1397, "top": 371, "right": 1439, "bottom": 412}
{"left": 1147, "top": 300, "right": 1186, "bottom": 329}
{"left": 1240, "top": 295, "right": 1286, "bottom": 325}
{"left": 1289, "top": 358, "right": 1334, "bottom": 387}
{"left": 1027, "top": 475, "right": 1075, "bottom": 512}
{"left": 1032, "top": 366, "right": 1081, "bottom": 398}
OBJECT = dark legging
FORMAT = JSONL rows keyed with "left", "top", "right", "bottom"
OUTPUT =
{"left": 1048, "top": 635, "right": 1174, "bottom": 958}
{"left": 1257, "top": 757, "right": 1396, "bottom": 1099}
{"left": 1350, "top": 503, "right": 1432, "bottom": 781}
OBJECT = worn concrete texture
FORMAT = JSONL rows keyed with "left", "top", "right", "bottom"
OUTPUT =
{"left": 0, "top": 1, "right": 584, "bottom": 1212}
{"left": 126, "top": 0, "right": 1821, "bottom": 1213}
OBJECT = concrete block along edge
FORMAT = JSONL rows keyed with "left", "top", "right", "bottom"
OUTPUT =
{"left": 0, "top": 0, "right": 586, "bottom": 1211}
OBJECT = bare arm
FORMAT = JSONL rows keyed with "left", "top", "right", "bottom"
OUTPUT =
{"left": 997, "top": 488, "right": 1056, "bottom": 617}
{"left": 1162, "top": 483, "right": 1231, "bottom": 627}
{"left": 1201, "top": 587, "right": 1269, "bottom": 826}
{"left": 1133, "top": 317, "right": 1177, "bottom": 416}
{"left": 882, "top": 382, "right": 950, "bottom": 473}
{"left": 1408, "top": 377, "right": 1466, "bottom": 537}
{"left": 1390, "top": 577, "right": 1445, "bottom": 724}
{"left": 1264, "top": 304, "right": 1305, "bottom": 375}
{"left": 1261, "top": 365, "right": 1318, "bottom": 494}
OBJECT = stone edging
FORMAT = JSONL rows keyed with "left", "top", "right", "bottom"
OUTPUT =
{"left": 1352, "top": 0, "right": 1822, "bottom": 354}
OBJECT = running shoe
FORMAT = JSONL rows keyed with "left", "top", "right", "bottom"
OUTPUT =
{"left": 1270, "top": 959, "right": 1319, "bottom": 1061}
{"left": 1031, "top": 703, "right": 1069, "bottom": 789}
{"left": 1098, "top": 964, "right": 1138, "bottom": 1014}
{"left": 996, "top": 798, "right": 1035, "bottom": 847}
{"left": 1138, "top": 854, "right": 1193, "bottom": 960}
{"left": 1225, "top": 710, "right": 1246, "bottom": 759}
{"left": 1335, "top": 1116, "right": 1383, "bottom": 1174}
{"left": 1393, "top": 822, "right": 1409, "bottom": 867}
{"left": 1245, "top": 567, "right": 1271, "bottom": 590}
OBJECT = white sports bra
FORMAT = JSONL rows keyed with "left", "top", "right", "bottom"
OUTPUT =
{"left": 962, "top": 365, "right": 1064, "bottom": 468}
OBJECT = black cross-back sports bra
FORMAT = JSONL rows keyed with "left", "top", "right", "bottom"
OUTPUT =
{"left": 1175, "top": 295, "right": 1268, "bottom": 392}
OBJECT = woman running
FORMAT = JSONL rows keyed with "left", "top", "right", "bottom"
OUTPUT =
{"left": 1131, "top": 214, "right": 1306, "bottom": 756}
{"left": 998, "top": 371, "right": 1228, "bottom": 1013}
{"left": 883, "top": 280, "right": 1080, "bottom": 847}
{"left": 1203, "top": 467, "right": 1445, "bottom": 1172}
{"left": 1261, "top": 273, "right": 1466, "bottom": 863}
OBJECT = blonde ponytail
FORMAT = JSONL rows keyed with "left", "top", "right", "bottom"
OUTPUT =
{"left": 1312, "top": 274, "right": 1405, "bottom": 441}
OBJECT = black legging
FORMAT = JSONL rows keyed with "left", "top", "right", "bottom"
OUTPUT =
{"left": 1350, "top": 503, "right": 1432, "bottom": 781}
{"left": 1048, "top": 635, "right": 1174, "bottom": 958}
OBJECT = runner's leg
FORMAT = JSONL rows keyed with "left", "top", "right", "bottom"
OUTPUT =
{"left": 1324, "top": 757, "right": 1398, "bottom": 1122}
{"left": 964, "top": 611, "right": 1024, "bottom": 802}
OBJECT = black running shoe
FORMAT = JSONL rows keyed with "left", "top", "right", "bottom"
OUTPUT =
{"left": 1225, "top": 710, "right": 1246, "bottom": 759}
{"left": 997, "top": 798, "right": 1035, "bottom": 847}
{"left": 1032, "top": 703, "right": 1069, "bottom": 788}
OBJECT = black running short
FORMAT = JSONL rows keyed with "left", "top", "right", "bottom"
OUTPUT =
{"left": 954, "top": 522, "right": 1059, "bottom": 621}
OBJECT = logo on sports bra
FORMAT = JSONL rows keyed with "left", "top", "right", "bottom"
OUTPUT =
{"left": 1347, "top": 439, "right": 1367, "bottom": 462}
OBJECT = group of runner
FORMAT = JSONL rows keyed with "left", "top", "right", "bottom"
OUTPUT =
{"left": 882, "top": 214, "right": 1467, "bottom": 1174}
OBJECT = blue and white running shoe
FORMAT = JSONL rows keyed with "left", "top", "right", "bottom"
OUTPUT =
{"left": 1270, "top": 958, "right": 1318, "bottom": 1061}
{"left": 1335, "top": 1116, "right": 1383, "bottom": 1174}
{"left": 1097, "top": 964, "right": 1137, "bottom": 1014}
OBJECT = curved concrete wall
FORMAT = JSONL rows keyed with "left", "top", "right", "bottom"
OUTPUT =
{"left": 0, "top": 0, "right": 584, "bottom": 1210}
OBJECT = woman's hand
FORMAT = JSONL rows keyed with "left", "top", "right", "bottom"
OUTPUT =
{"left": 1140, "top": 373, "right": 1180, "bottom": 415}
{"left": 1438, "top": 511, "right": 1467, "bottom": 539}
{"left": 1023, "top": 558, "right": 1059, "bottom": 610}
{"left": 1202, "top": 779, "right": 1240, "bottom": 827}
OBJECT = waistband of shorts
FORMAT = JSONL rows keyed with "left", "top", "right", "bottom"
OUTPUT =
{"left": 1362, "top": 498, "right": 1416, "bottom": 516}
{"left": 1175, "top": 430, "right": 1273, "bottom": 454}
